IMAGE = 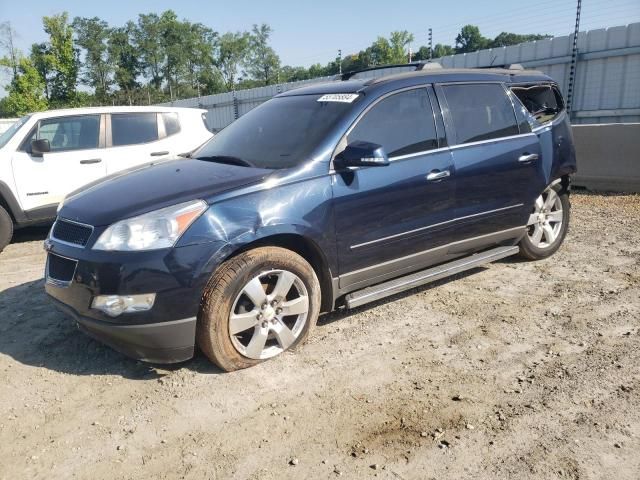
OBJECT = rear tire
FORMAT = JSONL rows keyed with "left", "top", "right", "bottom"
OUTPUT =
{"left": 518, "top": 183, "right": 570, "bottom": 260}
{"left": 0, "top": 205, "right": 13, "bottom": 253}
{"left": 197, "top": 246, "right": 321, "bottom": 372}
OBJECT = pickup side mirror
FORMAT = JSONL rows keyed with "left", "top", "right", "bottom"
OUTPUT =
{"left": 31, "top": 138, "right": 51, "bottom": 157}
{"left": 335, "top": 141, "right": 389, "bottom": 169}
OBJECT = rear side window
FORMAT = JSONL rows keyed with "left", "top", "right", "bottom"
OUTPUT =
{"left": 162, "top": 113, "right": 180, "bottom": 136}
{"left": 347, "top": 88, "right": 438, "bottom": 157}
{"left": 25, "top": 115, "right": 100, "bottom": 152}
{"left": 511, "top": 85, "right": 564, "bottom": 124}
{"left": 442, "top": 84, "right": 519, "bottom": 144}
{"left": 111, "top": 113, "right": 158, "bottom": 146}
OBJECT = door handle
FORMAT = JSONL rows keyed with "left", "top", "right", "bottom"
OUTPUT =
{"left": 150, "top": 151, "right": 169, "bottom": 156}
{"left": 518, "top": 153, "right": 539, "bottom": 163}
{"left": 426, "top": 170, "right": 450, "bottom": 181}
{"left": 80, "top": 158, "right": 102, "bottom": 164}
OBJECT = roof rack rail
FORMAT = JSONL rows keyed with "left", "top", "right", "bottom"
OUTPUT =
{"left": 339, "top": 61, "right": 442, "bottom": 81}
{"left": 478, "top": 63, "right": 526, "bottom": 71}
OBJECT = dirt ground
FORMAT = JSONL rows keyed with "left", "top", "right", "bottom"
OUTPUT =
{"left": 0, "top": 192, "right": 638, "bottom": 480}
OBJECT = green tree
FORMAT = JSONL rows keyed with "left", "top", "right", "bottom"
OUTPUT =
{"left": 1, "top": 57, "right": 48, "bottom": 116}
{"left": 41, "top": 13, "right": 79, "bottom": 105}
{"left": 433, "top": 43, "right": 455, "bottom": 58}
{"left": 29, "top": 42, "right": 51, "bottom": 100}
{"left": 389, "top": 30, "right": 414, "bottom": 63}
{"left": 0, "top": 21, "right": 19, "bottom": 80}
{"left": 455, "top": 25, "right": 489, "bottom": 53}
{"left": 108, "top": 22, "right": 141, "bottom": 104}
{"left": 181, "top": 22, "right": 218, "bottom": 96}
{"left": 134, "top": 13, "right": 164, "bottom": 89}
{"left": 72, "top": 16, "right": 112, "bottom": 100}
{"left": 217, "top": 31, "right": 251, "bottom": 89}
{"left": 490, "top": 32, "right": 551, "bottom": 48}
{"left": 245, "top": 23, "right": 280, "bottom": 85}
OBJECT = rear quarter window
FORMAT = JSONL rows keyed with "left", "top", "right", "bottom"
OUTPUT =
{"left": 442, "top": 84, "right": 519, "bottom": 144}
{"left": 511, "top": 84, "right": 564, "bottom": 124}
{"left": 162, "top": 113, "right": 180, "bottom": 137}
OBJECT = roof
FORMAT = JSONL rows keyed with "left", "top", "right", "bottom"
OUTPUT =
{"left": 278, "top": 67, "right": 552, "bottom": 98}
{"left": 29, "top": 105, "right": 206, "bottom": 119}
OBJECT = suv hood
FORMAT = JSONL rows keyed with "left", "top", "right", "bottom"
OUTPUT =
{"left": 59, "top": 159, "right": 271, "bottom": 226}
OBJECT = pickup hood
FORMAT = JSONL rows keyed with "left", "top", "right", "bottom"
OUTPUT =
{"left": 59, "top": 159, "right": 271, "bottom": 226}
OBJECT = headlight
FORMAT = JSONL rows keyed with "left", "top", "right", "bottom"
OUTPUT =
{"left": 93, "top": 200, "right": 207, "bottom": 251}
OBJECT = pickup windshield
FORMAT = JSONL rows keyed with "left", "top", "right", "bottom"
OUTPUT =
{"left": 194, "top": 95, "right": 356, "bottom": 169}
{"left": 0, "top": 115, "right": 31, "bottom": 150}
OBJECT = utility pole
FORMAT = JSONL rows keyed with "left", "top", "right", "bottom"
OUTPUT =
{"left": 338, "top": 49, "right": 342, "bottom": 75}
{"left": 428, "top": 28, "right": 433, "bottom": 60}
{"left": 566, "top": 0, "right": 582, "bottom": 115}
{"left": 408, "top": 46, "right": 413, "bottom": 63}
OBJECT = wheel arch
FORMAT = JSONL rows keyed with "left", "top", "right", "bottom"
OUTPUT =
{"left": 222, "top": 233, "right": 335, "bottom": 314}
{"left": 0, "top": 180, "right": 25, "bottom": 224}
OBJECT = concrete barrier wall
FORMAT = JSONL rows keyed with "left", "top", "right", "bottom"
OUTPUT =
{"left": 572, "top": 123, "right": 640, "bottom": 192}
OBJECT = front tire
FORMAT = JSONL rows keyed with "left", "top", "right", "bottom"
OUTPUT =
{"left": 0, "top": 205, "right": 13, "bottom": 253}
{"left": 518, "top": 183, "right": 570, "bottom": 260}
{"left": 197, "top": 246, "right": 321, "bottom": 372}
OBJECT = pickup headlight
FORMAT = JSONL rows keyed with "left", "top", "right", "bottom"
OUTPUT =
{"left": 93, "top": 200, "right": 207, "bottom": 251}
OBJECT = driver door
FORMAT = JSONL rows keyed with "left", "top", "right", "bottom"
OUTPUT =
{"left": 12, "top": 114, "right": 106, "bottom": 212}
{"left": 332, "top": 86, "right": 456, "bottom": 290}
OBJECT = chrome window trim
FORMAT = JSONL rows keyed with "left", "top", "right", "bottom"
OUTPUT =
{"left": 50, "top": 218, "right": 95, "bottom": 248}
{"left": 350, "top": 204, "right": 524, "bottom": 249}
{"left": 342, "top": 226, "right": 525, "bottom": 278}
{"left": 447, "top": 132, "right": 537, "bottom": 151}
{"left": 388, "top": 146, "right": 450, "bottom": 162}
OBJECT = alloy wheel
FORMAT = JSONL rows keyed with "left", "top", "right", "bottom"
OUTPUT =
{"left": 526, "top": 187, "right": 564, "bottom": 249}
{"left": 229, "top": 269, "right": 309, "bottom": 360}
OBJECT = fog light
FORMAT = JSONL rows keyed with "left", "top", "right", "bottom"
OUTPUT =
{"left": 91, "top": 294, "right": 156, "bottom": 317}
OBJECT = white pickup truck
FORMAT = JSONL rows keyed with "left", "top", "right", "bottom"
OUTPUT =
{"left": 0, "top": 106, "right": 213, "bottom": 251}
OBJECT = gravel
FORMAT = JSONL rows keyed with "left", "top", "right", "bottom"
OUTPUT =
{"left": 0, "top": 192, "right": 638, "bottom": 479}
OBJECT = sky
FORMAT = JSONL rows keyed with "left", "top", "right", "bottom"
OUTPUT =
{"left": 1, "top": 0, "right": 639, "bottom": 95}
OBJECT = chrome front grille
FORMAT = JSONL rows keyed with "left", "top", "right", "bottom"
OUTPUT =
{"left": 51, "top": 219, "right": 93, "bottom": 247}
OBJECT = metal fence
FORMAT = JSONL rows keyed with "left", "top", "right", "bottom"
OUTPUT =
{"left": 162, "top": 22, "right": 640, "bottom": 129}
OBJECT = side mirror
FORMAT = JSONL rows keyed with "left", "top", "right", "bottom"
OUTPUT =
{"left": 335, "top": 141, "right": 389, "bottom": 169}
{"left": 31, "top": 138, "right": 51, "bottom": 157}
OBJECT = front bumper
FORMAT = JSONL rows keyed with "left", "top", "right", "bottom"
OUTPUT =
{"left": 44, "top": 234, "right": 227, "bottom": 363}
{"left": 50, "top": 296, "right": 196, "bottom": 363}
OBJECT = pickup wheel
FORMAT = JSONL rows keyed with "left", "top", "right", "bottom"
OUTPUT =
{"left": 0, "top": 205, "right": 13, "bottom": 253}
{"left": 519, "top": 184, "right": 570, "bottom": 260}
{"left": 197, "top": 246, "right": 321, "bottom": 372}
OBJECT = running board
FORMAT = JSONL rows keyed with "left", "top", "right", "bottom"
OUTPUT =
{"left": 345, "top": 245, "right": 519, "bottom": 309}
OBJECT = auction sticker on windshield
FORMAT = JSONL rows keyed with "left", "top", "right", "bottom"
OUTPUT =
{"left": 317, "top": 94, "right": 359, "bottom": 103}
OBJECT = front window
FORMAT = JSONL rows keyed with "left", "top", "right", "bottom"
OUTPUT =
{"left": 194, "top": 95, "right": 357, "bottom": 169}
{"left": 24, "top": 115, "right": 100, "bottom": 152}
{"left": 0, "top": 115, "right": 31, "bottom": 150}
{"left": 347, "top": 88, "right": 438, "bottom": 157}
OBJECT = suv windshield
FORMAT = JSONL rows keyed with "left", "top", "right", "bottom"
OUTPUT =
{"left": 194, "top": 95, "right": 356, "bottom": 169}
{"left": 0, "top": 115, "right": 31, "bottom": 150}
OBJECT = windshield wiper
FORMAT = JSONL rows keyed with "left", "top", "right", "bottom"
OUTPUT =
{"left": 195, "top": 155, "right": 254, "bottom": 168}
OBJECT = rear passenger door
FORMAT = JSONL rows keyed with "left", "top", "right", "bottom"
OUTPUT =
{"left": 332, "top": 86, "right": 456, "bottom": 290}
{"left": 103, "top": 112, "right": 178, "bottom": 174}
{"left": 437, "top": 83, "right": 546, "bottom": 241}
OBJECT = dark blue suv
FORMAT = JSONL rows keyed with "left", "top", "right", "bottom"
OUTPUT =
{"left": 44, "top": 66, "right": 576, "bottom": 371}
